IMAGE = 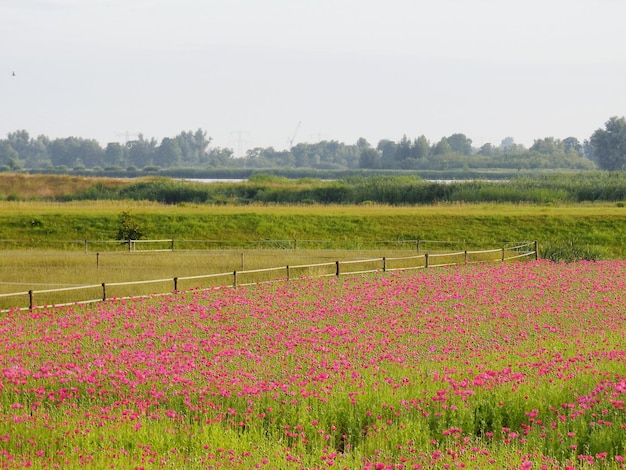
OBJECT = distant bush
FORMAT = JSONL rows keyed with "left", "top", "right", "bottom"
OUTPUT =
{"left": 143, "top": 166, "right": 162, "bottom": 173}
{"left": 36, "top": 170, "right": 626, "bottom": 205}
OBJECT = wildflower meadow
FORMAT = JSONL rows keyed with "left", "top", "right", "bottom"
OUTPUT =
{"left": 1, "top": 260, "right": 626, "bottom": 469}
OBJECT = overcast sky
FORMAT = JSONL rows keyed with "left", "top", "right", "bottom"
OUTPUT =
{"left": 2, "top": 0, "right": 626, "bottom": 155}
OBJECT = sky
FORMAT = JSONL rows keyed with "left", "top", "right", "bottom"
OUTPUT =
{"left": 2, "top": 0, "right": 626, "bottom": 156}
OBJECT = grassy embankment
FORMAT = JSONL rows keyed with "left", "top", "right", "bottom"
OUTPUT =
{"left": 1, "top": 200, "right": 624, "bottom": 255}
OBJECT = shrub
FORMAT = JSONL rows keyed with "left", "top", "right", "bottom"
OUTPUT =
{"left": 540, "top": 238, "right": 604, "bottom": 263}
{"left": 116, "top": 211, "right": 144, "bottom": 240}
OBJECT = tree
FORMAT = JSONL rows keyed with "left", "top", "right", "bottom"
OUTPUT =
{"left": 127, "top": 134, "right": 157, "bottom": 168}
{"left": 104, "top": 142, "right": 126, "bottom": 167}
{"left": 478, "top": 143, "right": 498, "bottom": 157}
{"left": 174, "top": 129, "right": 211, "bottom": 165}
{"left": 359, "top": 148, "right": 380, "bottom": 169}
{"left": 0, "top": 142, "right": 19, "bottom": 166}
{"left": 447, "top": 133, "right": 473, "bottom": 155}
{"left": 413, "top": 135, "right": 430, "bottom": 159}
{"left": 530, "top": 137, "right": 564, "bottom": 155}
{"left": 356, "top": 137, "right": 370, "bottom": 150}
{"left": 431, "top": 137, "right": 451, "bottom": 155}
{"left": 78, "top": 139, "right": 104, "bottom": 168}
{"left": 154, "top": 137, "right": 182, "bottom": 168}
{"left": 499, "top": 137, "right": 516, "bottom": 151}
{"left": 563, "top": 137, "right": 583, "bottom": 156}
{"left": 49, "top": 137, "right": 82, "bottom": 168}
{"left": 377, "top": 139, "right": 397, "bottom": 168}
{"left": 590, "top": 116, "right": 626, "bottom": 170}
{"left": 116, "top": 211, "right": 144, "bottom": 240}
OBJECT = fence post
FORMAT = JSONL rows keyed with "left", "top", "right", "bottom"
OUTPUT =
{"left": 84, "top": 239, "right": 88, "bottom": 253}
{"left": 425, "top": 253, "right": 429, "bottom": 268}
{"left": 174, "top": 277, "right": 178, "bottom": 291}
{"left": 417, "top": 239, "right": 421, "bottom": 252}
{"left": 382, "top": 257, "right": 386, "bottom": 272}
{"left": 233, "top": 271, "right": 237, "bottom": 288}
{"left": 102, "top": 283, "right": 106, "bottom": 302}
{"left": 96, "top": 252, "right": 99, "bottom": 268}
{"left": 464, "top": 250, "right": 468, "bottom": 264}
{"left": 294, "top": 239, "right": 297, "bottom": 250}
{"left": 29, "top": 290, "right": 33, "bottom": 310}
{"left": 171, "top": 239, "right": 175, "bottom": 251}
{"left": 286, "top": 265, "right": 290, "bottom": 281}
{"left": 502, "top": 247, "right": 505, "bottom": 262}
{"left": 535, "top": 240, "right": 539, "bottom": 260}
{"left": 336, "top": 261, "right": 340, "bottom": 277}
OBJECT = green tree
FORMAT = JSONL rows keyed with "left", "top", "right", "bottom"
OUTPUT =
{"left": 174, "top": 129, "right": 212, "bottom": 165}
{"left": 49, "top": 137, "right": 82, "bottom": 167}
{"left": 563, "top": 136, "right": 583, "bottom": 156}
{"left": 155, "top": 137, "right": 182, "bottom": 168}
{"left": 590, "top": 116, "right": 626, "bottom": 170}
{"left": 432, "top": 137, "right": 451, "bottom": 155}
{"left": 5, "top": 130, "right": 31, "bottom": 157}
{"left": 127, "top": 134, "right": 157, "bottom": 168}
{"left": 413, "top": 135, "right": 430, "bottom": 159}
{"left": 104, "top": 142, "right": 126, "bottom": 167}
{"left": 478, "top": 143, "right": 498, "bottom": 157}
{"left": 359, "top": 148, "right": 381, "bottom": 169}
{"left": 377, "top": 139, "right": 397, "bottom": 168}
{"left": 204, "top": 147, "right": 234, "bottom": 167}
{"left": 116, "top": 211, "right": 144, "bottom": 240}
{"left": 447, "top": 133, "right": 473, "bottom": 155}
{"left": 530, "top": 137, "right": 564, "bottom": 155}
{"left": 78, "top": 139, "right": 104, "bottom": 168}
{"left": 0, "top": 141, "right": 19, "bottom": 166}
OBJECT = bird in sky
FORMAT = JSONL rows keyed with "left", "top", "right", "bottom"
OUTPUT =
{"left": 12, "top": 71, "right": 15, "bottom": 77}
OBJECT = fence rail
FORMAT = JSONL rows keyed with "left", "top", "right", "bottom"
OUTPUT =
{"left": 0, "top": 241, "right": 538, "bottom": 312}
{"left": 0, "top": 237, "right": 534, "bottom": 252}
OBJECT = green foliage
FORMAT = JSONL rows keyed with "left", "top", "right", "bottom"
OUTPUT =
{"left": 42, "top": 172, "right": 626, "bottom": 205}
{"left": 590, "top": 116, "right": 626, "bottom": 170}
{"left": 116, "top": 211, "right": 144, "bottom": 240}
{"left": 0, "top": 122, "right": 603, "bottom": 172}
{"left": 540, "top": 238, "right": 605, "bottom": 262}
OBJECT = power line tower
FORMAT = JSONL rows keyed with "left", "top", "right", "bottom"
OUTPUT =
{"left": 287, "top": 121, "right": 302, "bottom": 148}
{"left": 230, "top": 130, "right": 251, "bottom": 158}
{"left": 115, "top": 131, "right": 139, "bottom": 147}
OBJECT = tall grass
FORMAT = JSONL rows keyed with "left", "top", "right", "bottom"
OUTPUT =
{"left": 4, "top": 172, "right": 626, "bottom": 204}
{"left": 0, "top": 246, "right": 532, "bottom": 310}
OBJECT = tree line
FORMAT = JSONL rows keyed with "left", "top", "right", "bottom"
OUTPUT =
{"left": 2, "top": 117, "right": 626, "bottom": 173}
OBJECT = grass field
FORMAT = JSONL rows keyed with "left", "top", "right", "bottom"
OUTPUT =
{"left": 0, "top": 244, "right": 534, "bottom": 310}
{"left": 0, "top": 200, "right": 624, "bottom": 257}
{"left": 1, "top": 260, "right": 625, "bottom": 468}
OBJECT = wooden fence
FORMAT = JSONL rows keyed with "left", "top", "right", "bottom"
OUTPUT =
{"left": 0, "top": 241, "right": 537, "bottom": 312}
{"left": 0, "top": 237, "right": 530, "bottom": 252}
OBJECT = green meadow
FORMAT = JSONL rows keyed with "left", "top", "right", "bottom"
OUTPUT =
{"left": 1, "top": 200, "right": 624, "bottom": 256}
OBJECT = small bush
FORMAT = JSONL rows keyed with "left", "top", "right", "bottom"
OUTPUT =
{"left": 540, "top": 238, "right": 604, "bottom": 263}
{"left": 116, "top": 211, "right": 144, "bottom": 240}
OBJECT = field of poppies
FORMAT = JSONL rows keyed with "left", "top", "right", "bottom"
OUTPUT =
{"left": 1, "top": 259, "right": 626, "bottom": 469}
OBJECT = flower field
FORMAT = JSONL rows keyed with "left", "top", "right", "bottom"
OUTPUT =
{"left": 1, "top": 260, "right": 626, "bottom": 469}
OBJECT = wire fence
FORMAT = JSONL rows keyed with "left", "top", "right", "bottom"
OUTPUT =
{"left": 0, "top": 241, "right": 538, "bottom": 312}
